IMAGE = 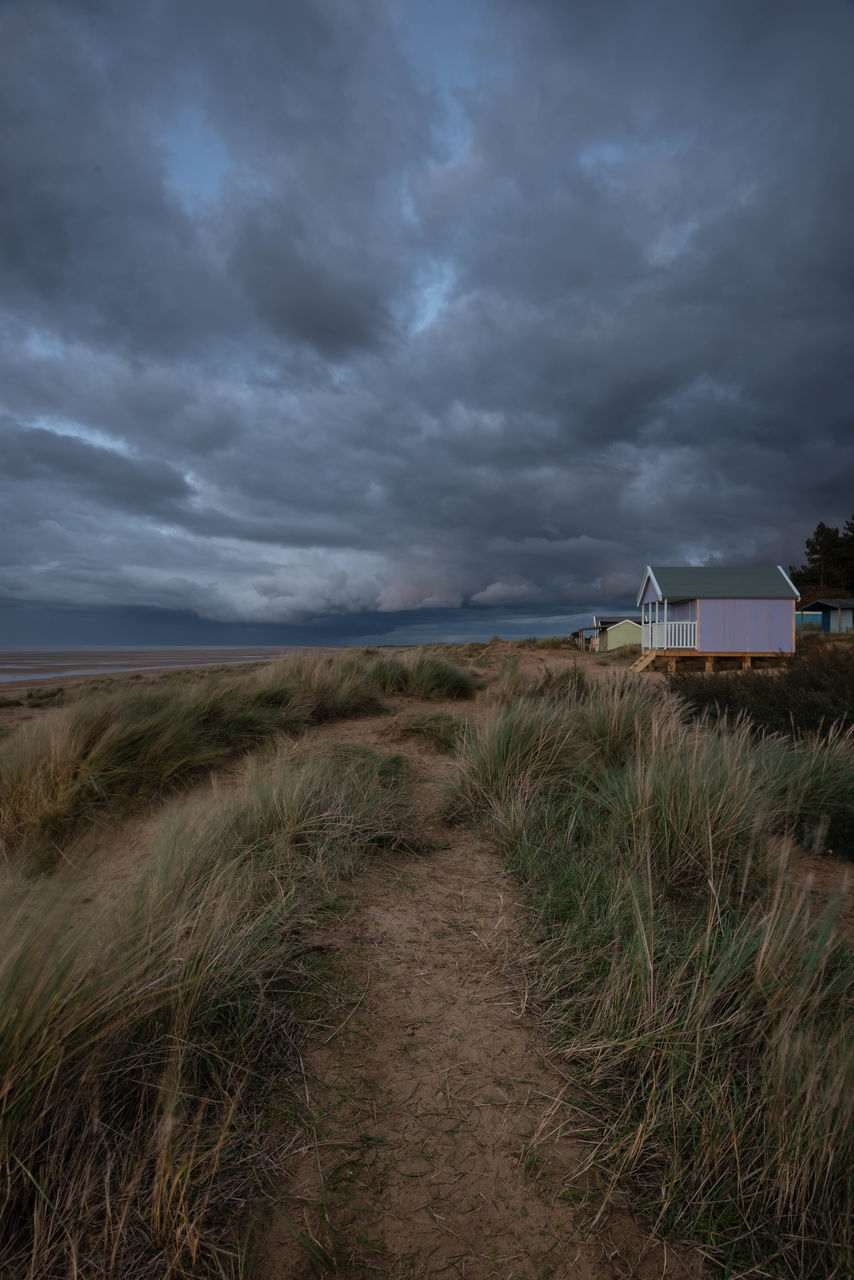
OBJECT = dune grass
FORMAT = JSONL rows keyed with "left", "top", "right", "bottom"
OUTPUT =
{"left": 450, "top": 701, "right": 586, "bottom": 820}
{"left": 455, "top": 674, "right": 854, "bottom": 1278}
{"left": 397, "top": 711, "right": 466, "bottom": 753}
{"left": 0, "top": 741, "right": 413, "bottom": 1279}
{"left": 493, "top": 656, "right": 588, "bottom": 706}
{"left": 0, "top": 650, "right": 475, "bottom": 863}
{"left": 356, "top": 650, "right": 480, "bottom": 700}
{"left": 5, "top": 642, "right": 851, "bottom": 1276}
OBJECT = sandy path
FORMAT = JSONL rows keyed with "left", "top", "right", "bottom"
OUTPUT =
{"left": 258, "top": 716, "right": 705, "bottom": 1280}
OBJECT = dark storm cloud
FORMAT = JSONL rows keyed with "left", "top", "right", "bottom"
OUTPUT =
{"left": 0, "top": 4, "right": 235, "bottom": 357}
{"left": 2, "top": 421, "right": 191, "bottom": 513}
{"left": 0, "top": 0, "right": 424, "bottom": 360}
{"left": 232, "top": 204, "right": 391, "bottom": 354}
{"left": 1, "top": 0, "right": 852, "bottom": 637}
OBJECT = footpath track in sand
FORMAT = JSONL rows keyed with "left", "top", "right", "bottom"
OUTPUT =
{"left": 258, "top": 712, "right": 705, "bottom": 1280}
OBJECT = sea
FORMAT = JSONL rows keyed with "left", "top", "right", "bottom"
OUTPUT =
{"left": 0, "top": 647, "right": 331, "bottom": 688}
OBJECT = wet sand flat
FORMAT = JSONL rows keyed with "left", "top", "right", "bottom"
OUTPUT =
{"left": 0, "top": 646, "right": 332, "bottom": 689}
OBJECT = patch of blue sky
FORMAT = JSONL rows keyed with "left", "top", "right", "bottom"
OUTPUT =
{"left": 28, "top": 414, "right": 134, "bottom": 457}
{"left": 577, "top": 134, "right": 692, "bottom": 186}
{"left": 159, "top": 104, "right": 230, "bottom": 213}
{"left": 661, "top": 375, "right": 743, "bottom": 414}
{"left": 391, "top": 0, "right": 487, "bottom": 161}
{"left": 578, "top": 141, "right": 632, "bottom": 175}
{"left": 23, "top": 328, "right": 65, "bottom": 359}
{"left": 646, "top": 218, "right": 701, "bottom": 265}
{"left": 411, "top": 260, "right": 456, "bottom": 334}
{"left": 399, "top": 176, "right": 419, "bottom": 229}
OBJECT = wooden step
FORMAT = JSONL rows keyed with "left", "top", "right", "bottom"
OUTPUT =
{"left": 629, "top": 650, "right": 656, "bottom": 673}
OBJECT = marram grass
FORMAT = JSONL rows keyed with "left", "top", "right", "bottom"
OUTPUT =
{"left": 0, "top": 743, "right": 413, "bottom": 1279}
{"left": 459, "top": 674, "right": 854, "bottom": 1278}
{"left": 397, "top": 710, "right": 466, "bottom": 753}
{"left": 0, "top": 649, "right": 475, "bottom": 863}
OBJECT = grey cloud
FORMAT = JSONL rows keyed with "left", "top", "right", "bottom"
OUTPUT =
{"left": 0, "top": 4, "right": 234, "bottom": 357}
{"left": 1, "top": 0, "right": 852, "bottom": 636}
{"left": 233, "top": 205, "right": 390, "bottom": 354}
{"left": 0, "top": 0, "right": 428, "bottom": 361}
{"left": 1, "top": 422, "right": 191, "bottom": 512}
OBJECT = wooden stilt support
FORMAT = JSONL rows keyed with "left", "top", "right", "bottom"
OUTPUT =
{"left": 629, "top": 650, "right": 784, "bottom": 676}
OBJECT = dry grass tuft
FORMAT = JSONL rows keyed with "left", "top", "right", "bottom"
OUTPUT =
{"left": 353, "top": 650, "right": 480, "bottom": 700}
{"left": 397, "top": 711, "right": 466, "bottom": 754}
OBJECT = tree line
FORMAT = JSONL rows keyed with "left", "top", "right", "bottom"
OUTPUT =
{"left": 789, "top": 515, "right": 854, "bottom": 598}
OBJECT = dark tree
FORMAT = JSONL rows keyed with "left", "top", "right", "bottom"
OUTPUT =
{"left": 805, "top": 522, "right": 844, "bottom": 589}
{"left": 790, "top": 515, "right": 854, "bottom": 596}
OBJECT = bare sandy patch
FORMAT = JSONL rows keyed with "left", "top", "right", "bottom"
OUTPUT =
{"left": 256, "top": 725, "right": 706, "bottom": 1280}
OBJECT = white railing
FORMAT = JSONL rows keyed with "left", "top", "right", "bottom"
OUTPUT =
{"left": 642, "top": 621, "right": 697, "bottom": 650}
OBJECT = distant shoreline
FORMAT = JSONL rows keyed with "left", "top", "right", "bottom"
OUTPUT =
{"left": 0, "top": 646, "right": 345, "bottom": 689}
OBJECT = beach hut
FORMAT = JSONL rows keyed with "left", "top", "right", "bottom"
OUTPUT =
{"left": 633, "top": 566, "right": 800, "bottom": 671}
{"left": 592, "top": 615, "right": 642, "bottom": 652}
{"left": 805, "top": 598, "right": 854, "bottom": 634}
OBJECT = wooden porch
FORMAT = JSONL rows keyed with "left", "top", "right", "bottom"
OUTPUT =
{"left": 631, "top": 649, "right": 788, "bottom": 674}
{"left": 641, "top": 619, "right": 697, "bottom": 650}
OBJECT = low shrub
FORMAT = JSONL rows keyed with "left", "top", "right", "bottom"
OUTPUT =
{"left": 670, "top": 638, "right": 854, "bottom": 737}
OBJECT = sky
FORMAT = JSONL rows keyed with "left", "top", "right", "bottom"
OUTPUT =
{"left": 1, "top": 0, "right": 853, "bottom": 647}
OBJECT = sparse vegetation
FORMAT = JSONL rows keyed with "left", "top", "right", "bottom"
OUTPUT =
{"left": 0, "top": 743, "right": 413, "bottom": 1279}
{"left": 23, "top": 685, "right": 69, "bottom": 706}
{"left": 596, "top": 642, "right": 637, "bottom": 662}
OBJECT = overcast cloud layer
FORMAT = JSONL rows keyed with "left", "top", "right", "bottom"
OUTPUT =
{"left": 2, "top": 0, "right": 853, "bottom": 643}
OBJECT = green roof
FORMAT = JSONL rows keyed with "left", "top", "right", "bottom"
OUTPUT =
{"left": 640, "top": 566, "right": 798, "bottom": 603}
